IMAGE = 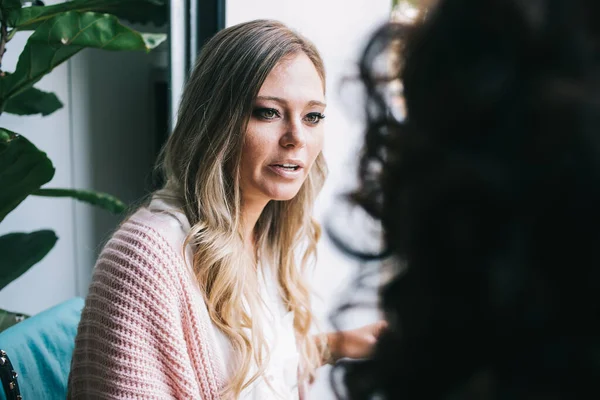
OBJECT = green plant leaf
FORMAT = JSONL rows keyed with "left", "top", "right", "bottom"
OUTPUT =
{"left": 0, "top": 0, "right": 22, "bottom": 12}
{"left": 34, "top": 188, "right": 126, "bottom": 214}
{"left": 4, "top": 85, "right": 63, "bottom": 116}
{"left": 0, "top": 309, "right": 29, "bottom": 333}
{"left": 0, "top": 11, "right": 167, "bottom": 104}
{"left": 0, "top": 230, "right": 58, "bottom": 291}
{"left": 392, "top": 0, "right": 420, "bottom": 7}
{"left": 6, "top": 0, "right": 167, "bottom": 30}
{"left": 0, "top": 129, "right": 55, "bottom": 222}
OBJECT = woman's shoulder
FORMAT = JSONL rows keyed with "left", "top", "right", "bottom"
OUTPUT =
{"left": 126, "top": 194, "right": 191, "bottom": 250}
{"left": 96, "top": 193, "right": 194, "bottom": 284}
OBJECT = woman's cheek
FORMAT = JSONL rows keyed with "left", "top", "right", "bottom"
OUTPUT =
{"left": 313, "top": 130, "right": 325, "bottom": 155}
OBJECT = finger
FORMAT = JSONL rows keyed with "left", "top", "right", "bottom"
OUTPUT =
{"left": 375, "top": 320, "right": 388, "bottom": 335}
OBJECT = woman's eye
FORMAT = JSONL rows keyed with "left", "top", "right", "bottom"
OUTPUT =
{"left": 305, "top": 112, "right": 325, "bottom": 124}
{"left": 254, "top": 108, "right": 280, "bottom": 120}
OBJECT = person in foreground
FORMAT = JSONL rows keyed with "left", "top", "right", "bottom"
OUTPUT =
{"left": 67, "top": 19, "right": 384, "bottom": 400}
{"left": 337, "top": 0, "right": 600, "bottom": 398}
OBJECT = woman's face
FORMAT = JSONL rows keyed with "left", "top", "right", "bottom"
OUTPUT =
{"left": 240, "top": 52, "right": 326, "bottom": 205}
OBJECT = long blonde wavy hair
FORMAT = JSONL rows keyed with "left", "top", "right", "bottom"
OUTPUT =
{"left": 158, "top": 20, "right": 328, "bottom": 398}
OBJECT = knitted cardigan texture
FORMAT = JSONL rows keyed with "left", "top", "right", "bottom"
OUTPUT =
{"left": 68, "top": 208, "right": 226, "bottom": 399}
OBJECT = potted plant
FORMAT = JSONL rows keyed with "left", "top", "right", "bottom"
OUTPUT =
{"left": 0, "top": 0, "right": 167, "bottom": 331}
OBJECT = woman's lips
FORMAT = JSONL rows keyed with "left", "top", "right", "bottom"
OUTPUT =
{"left": 268, "top": 164, "right": 303, "bottom": 179}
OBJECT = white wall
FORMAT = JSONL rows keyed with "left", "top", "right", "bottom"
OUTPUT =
{"left": 226, "top": 2, "right": 390, "bottom": 398}
{"left": 0, "top": 3, "right": 165, "bottom": 315}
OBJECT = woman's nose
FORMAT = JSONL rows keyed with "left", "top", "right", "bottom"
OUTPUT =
{"left": 279, "top": 117, "right": 306, "bottom": 149}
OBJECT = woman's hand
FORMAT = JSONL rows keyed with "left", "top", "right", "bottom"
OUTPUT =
{"left": 325, "top": 320, "right": 387, "bottom": 363}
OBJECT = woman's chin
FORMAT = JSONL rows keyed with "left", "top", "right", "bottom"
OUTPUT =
{"left": 267, "top": 187, "right": 303, "bottom": 202}
{"left": 270, "top": 193, "right": 300, "bottom": 202}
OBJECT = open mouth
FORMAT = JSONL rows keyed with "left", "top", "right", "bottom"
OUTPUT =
{"left": 272, "top": 163, "right": 300, "bottom": 171}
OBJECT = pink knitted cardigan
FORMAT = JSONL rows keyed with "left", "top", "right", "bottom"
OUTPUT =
{"left": 67, "top": 207, "right": 227, "bottom": 399}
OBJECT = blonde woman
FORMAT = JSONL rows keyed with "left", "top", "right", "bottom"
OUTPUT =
{"left": 68, "top": 20, "right": 384, "bottom": 399}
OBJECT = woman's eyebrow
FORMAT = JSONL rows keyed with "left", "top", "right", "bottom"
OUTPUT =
{"left": 307, "top": 100, "right": 327, "bottom": 108}
{"left": 256, "top": 96, "right": 326, "bottom": 108}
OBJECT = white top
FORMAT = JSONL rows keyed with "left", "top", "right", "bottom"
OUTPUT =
{"left": 149, "top": 195, "right": 300, "bottom": 399}
{"left": 214, "top": 266, "right": 300, "bottom": 400}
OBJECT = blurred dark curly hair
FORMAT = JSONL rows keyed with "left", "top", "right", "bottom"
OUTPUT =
{"left": 336, "top": 0, "right": 600, "bottom": 398}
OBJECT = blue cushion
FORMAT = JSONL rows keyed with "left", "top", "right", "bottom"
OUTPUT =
{"left": 0, "top": 297, "right": 84, "bottom": 400}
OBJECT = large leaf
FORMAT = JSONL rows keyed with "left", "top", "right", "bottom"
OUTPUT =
{"left": 0, "top": 11, "right": 167, "bottom": 103}
{"left": 392, "top": 0, "right": 420, "bottom": 7}
{"left": 34, "top": 188, "right": 126, "bottom": 214}
{"left": 0, "top": 230, "right": 58, "bottom": 290}
{"left": 6, "top": 0, "right": 167, "bottom": 30}
{"left": 4, "top": 85, "right": 63, "bottom": 116}
{"left": 0, "top": 309, "right": 29, "bottom": 333}
{"left": 0, "top": 129, "right": 55, "bottom": 222}
{"left": 0, "top": 0, "right": 22, "bottom": 12}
